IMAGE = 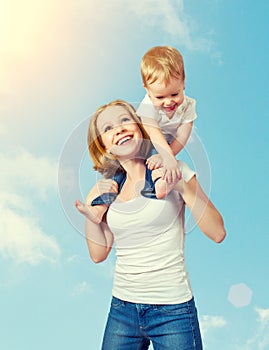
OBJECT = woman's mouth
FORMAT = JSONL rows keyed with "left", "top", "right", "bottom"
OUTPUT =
{"left": 116, "top": 135, "right": 133, "bottom": 145}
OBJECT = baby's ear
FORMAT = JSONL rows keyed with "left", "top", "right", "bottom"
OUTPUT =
{"left": 144, "top": 86, "right": 151, "bottom": 97}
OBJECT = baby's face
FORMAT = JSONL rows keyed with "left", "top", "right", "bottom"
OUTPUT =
{"left": 146, "top": 77, "right": 185, "bottom": 118}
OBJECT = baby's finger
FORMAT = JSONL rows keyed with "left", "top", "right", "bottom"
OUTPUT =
{"left": 148, "top": 162, "right": 154, "bottom": 170}
{"left": 172, "top": 170, "right": 178, "bottom": 183}
{"left": 164, "top": 170, "right": 172, "bottom": 183}
{"left": 177, "top": 168, "right": 182, "bottom": 181}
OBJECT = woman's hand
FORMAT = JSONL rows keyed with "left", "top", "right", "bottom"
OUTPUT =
{"left": 86, "top": 179, "right": 119, "bottom": 206}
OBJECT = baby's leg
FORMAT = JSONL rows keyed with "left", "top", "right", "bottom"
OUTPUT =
{"left": 154, "top": 179, "right": 178, "bottom": 199}
{"left": 75, "top": 200, "right": 108, "bottom": 224}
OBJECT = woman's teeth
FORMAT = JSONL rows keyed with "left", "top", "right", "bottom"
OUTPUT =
{"left": 117, "top": 136, "right": 132, "bottom": 145}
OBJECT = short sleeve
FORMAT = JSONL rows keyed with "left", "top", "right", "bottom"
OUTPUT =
{"left": 177, "top": 96, "right": 197, "bottom": 124}
{"left": 178, "top": 160, "right": 195, "bottom": 183}
{"left": 136, "top": 94, "right": 160, "bottom": 122}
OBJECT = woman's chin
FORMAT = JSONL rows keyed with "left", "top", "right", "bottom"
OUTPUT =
{"left": 110, "top": 139, "right": 142, "bottom": 159}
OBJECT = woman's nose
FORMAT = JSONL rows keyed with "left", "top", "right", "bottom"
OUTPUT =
{"left": 114, "top": 123, "right": 125, "bottom": 134}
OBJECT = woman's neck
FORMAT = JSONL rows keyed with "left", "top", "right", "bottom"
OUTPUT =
{"left": 119, "top": 158, "right": 145, "bottom": 182}
{"left": 116, "top": 158, "right": 146, "bottom": 201}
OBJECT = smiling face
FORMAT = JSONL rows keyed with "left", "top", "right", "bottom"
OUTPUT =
{"left": 146, "top": 76, "right": 185, "bottom": 118}
{"left": 96, "top": 105, "right": 143, "bottom": 160}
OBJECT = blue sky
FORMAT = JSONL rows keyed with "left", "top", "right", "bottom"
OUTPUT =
{"left": 0, "top": 0, "right": 269, "bottom": 349}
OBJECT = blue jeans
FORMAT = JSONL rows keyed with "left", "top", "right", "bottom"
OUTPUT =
{"left": 101, "top": 296, "right": 203, "bottom": 350}
{"left": 91, "top": 166, "right": 158, "bottom": 206}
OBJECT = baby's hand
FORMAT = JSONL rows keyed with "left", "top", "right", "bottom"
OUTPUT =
{"left": 162, "top": 157, "right": 182, "bottom": 183}
{"left": 146, "top": 154, "right": 164, "bottom": 170}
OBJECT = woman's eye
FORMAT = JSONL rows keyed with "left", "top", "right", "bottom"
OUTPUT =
{"left": 122, "top": 117, "right": 131, "bottom": 123}
{"left": 104, "top": 126, "right": 112, "bottom": 132}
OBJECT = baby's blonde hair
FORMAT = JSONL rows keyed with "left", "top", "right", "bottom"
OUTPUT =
{"left": 88, "top": 100, "right": 152, "bottom": 177}
{"left": 141, "top": 46, "right": 185, "bottom": 87}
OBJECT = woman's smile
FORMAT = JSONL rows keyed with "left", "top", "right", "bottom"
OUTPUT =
{"left": 115, "top": 134, "right": 133, "bottom": 146}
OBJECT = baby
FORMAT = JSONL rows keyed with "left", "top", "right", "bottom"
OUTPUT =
{"left": 137, "top": 45, "right": 196, "bottom": 180}
{"left": 80, "top": 46, "right": 197, "bottom": 223}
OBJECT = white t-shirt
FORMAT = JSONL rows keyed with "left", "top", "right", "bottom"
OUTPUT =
{"left": 107, "top": 161, "right": 195, "bottom": 304}
{"left": 136, "top": 93, "right": 197, "bottom": 144}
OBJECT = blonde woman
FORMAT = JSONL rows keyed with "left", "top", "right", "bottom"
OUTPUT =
{"left": 76, "top": 100, "right": 226, "bottom": 350}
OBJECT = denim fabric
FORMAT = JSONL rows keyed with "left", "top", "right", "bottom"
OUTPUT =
{"left": 101, "top": 296, "right": 203, "bottom": 350}
{"left": 140, "top": 166, "right": 159, "bottom": 199}
{"left": 91, "top": 172, "right": 126, "bottom": 206}
{"left": 91, "top": 166, "right": 158, "bottom": 206}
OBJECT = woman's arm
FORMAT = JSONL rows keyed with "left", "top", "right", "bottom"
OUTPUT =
{"left": 76, "top": 200, "right": 113, "bottom": 263}
{"left": 75, "top": 178, "right": 117, "bottom": 263}
{"left": 85, "top": 216, "right": 113, "bottom": 263}
{"left": 177, "top": 176, "right": 226, "bottom": 243}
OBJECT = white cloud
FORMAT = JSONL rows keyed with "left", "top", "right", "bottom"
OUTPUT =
{"left": 248, "top": 308, "right": 269, "bottom": 350}
{"left": 71, "top": 281, "right": 93, "bottom": 296}
{"left": 199, "top": 314, "right": 227, "bottom": 349}
{"left": 256, "top": 308, "right": 269, "bottom": 327}
{"left": 0, "top": 204, "right": 60, "bottom": 265}
{"left": 200, "top": 314, "right": 226, "bottom": 337}
{"left": 0, "top": 148, "right": 57, "bottom": 199}
{"left": 234, "top": 308, "right": 269, "bottom": 350}
{"left": 66, "top": 254, "right": 80, "bottom": 263}
{"left": 0, "top": 147, "right": 60, "bottom": 265}
{"left": 126, "top": 0, "right": 213, "bottom": 51}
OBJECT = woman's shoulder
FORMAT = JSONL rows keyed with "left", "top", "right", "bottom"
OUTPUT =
{"left": 177, "top": 160, "right": 196, "bottom": 183}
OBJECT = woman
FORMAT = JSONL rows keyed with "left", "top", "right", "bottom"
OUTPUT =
{"left": 75, "top": 100, "right": 226, "bottom": 350}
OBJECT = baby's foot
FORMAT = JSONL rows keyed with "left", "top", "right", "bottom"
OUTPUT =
{"left": 154, "top": 178, "right": 178, "bottom": 199}
{"left": 75, "top": 200, "right": 102, "bottom": 224}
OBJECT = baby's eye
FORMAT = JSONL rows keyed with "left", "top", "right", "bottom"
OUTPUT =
{"left": 156, "top": 96, "right": 164, "bottom": 100}
{"left": 171, "top": 93, "right": 178, "bottom": 97}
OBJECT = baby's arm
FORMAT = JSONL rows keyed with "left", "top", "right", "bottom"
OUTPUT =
{"left": 142, "top": 116, "right": 180, "bottom": 183}
{"left": 170, "top": 121, "right": 193, "bottom": 156}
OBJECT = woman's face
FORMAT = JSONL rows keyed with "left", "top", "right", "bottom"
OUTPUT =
{"left": 96, "top": 105, "right": 143, "bottom": 160}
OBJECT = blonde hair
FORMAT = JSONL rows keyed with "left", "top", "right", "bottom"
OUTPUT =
{"left": 141, "top": 46, "right": 185, "bottom": 87}
{"left": 88, "top": 100, "right": 152, "bottom": 177}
